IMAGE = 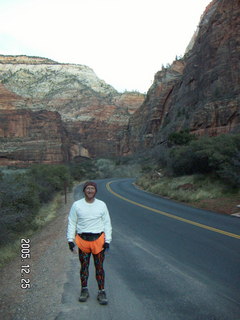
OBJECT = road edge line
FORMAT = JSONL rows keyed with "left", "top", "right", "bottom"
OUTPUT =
{"left": 106, "top": 181, "right": 240, "bottom": 240}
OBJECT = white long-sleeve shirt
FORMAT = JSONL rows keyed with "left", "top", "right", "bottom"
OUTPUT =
{"left": 67, "top": 198, "right": 112, "bottom": 243}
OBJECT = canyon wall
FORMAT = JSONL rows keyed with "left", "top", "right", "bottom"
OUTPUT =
{"left": 0, "top": 56, "right": 144, "bottom": 165}
{"left": 0, "top": 109, "right": 68, "bottom": 166}
{"left": 122, "top": 0, "right": 240, "bottom": 154}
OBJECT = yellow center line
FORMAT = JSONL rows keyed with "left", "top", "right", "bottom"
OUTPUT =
{"left": 106, "top": 181, "right": 240, "bottom": 240}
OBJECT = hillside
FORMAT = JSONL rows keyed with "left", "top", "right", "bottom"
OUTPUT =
{"left": 0, "top": 56, "right": 144, "bottom": 165}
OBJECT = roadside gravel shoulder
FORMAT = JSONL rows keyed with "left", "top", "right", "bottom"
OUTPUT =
{"left": 0, "top": 192, "right": 74, "bottom": 320}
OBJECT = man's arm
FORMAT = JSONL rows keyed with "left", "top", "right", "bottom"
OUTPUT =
{"left": 102, "top": 203, "right": 112, "bottom": 244}
{"left": 67, "top": 202, "right": 78, "bottom": 242}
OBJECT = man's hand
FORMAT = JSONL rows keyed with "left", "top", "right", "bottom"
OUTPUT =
{"left": 103, "top": 242, "right": 110, "bottom": 252}
{"left": 68, "top": 241, "right": 75, "bottom": 252}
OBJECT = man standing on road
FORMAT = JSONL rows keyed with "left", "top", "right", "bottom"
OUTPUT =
{"left": 67, "top": 181, "right": 112, "bottom": 305}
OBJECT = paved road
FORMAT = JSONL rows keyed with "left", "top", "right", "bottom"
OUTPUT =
{"left": 57, "top": 178, "right": 240, "bottom": 320}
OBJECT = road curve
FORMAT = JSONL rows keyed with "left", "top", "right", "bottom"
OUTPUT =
{"left": 58, "top": 178, "right": 240, "bottom": 320}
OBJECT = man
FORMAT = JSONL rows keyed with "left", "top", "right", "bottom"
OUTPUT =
{"left": 67, "top": 181, "right": 112, "bottom": 305}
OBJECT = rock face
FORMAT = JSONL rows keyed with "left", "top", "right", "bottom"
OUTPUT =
{"left": 0, "top": 109, "right": 68, "bottom": 165}
{"left": 0, "top": 83, "right": 23, "bottom": 110}
{"left": 123, "top": 0, "right": 240, "bottom": 154}
{"left": 0, "top": 55, "right": 145, "bottom": 164}
{"left": 121, "top": 60, "right": 185, "bottom": 154}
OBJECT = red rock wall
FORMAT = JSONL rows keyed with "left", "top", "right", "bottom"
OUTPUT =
{"left": 123, "top": 0, "right": 240, "bottom": 153}
{"left": 0, "top": 83, "right": 23, "bottom": 110}
{"left": 0, "top": 109, "right": 68, "bottom": 166}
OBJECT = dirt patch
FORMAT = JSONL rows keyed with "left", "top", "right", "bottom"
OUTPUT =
{"left": 190, "top": 197, "right": 240, "bottom": 215}
{"left": 177, "top": 183, "right": 197, "bottom": 191}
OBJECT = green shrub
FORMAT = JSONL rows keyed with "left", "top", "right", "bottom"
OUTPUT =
{"left": 0, "top": 172, "right": 40, "bottom": 245}
{"left": 168, "top": 129, "right": 196, "bottom": 146}
{"left": 69, "top": 160, "right": 98, "bottom": 181}
{"left": 0, "top": 172, "right": 40, "bottom": 215}
{"left": 0, "top": 164, "right": 74, "bottom": 247}
{"left": 29, "top": 164, "right": 73, "bottom": 202}
{"left": 95, "top": 159, "right": 116, "bottom": 178}
{"left": 69, "top": 163, "right": 87, "bottom": 181}
{"left": 218, "top": 151, "right": 240, "bottom": 188}
{"left": 168, "top": 145, "right": 202, "bottom": 175}
{"left": 167, "top": 133, "right": 240, "bottom": 185}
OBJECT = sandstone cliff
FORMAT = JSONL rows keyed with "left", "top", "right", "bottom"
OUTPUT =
{"left": 123, "top": 0, "right": 240, "bottom": 154}
{"left": 0, "top": 109, "right": 68, "bottom": 166}
{"left": 0, "top": 55, "right": 144, "bottom": 164}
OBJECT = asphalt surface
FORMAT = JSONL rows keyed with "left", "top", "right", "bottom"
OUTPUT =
{"left": 57, "top": 178, "right": 240, "bottom": 320}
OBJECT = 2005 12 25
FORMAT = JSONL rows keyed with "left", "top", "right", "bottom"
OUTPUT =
{"left": 20, "top": 239, "right": 31, "bottom": 289}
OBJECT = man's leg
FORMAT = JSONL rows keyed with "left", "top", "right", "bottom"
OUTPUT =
{"left": 78, "top": 249, "right": 91, "bottom": 302}
{"left": 93, "top": 250, "right": 108, "bottom": 305}
{"left": 78, "top": 249, "right": 91, "bottom": 287}
{"left": 93, "top": 250, "right": 105, "bottom": 289}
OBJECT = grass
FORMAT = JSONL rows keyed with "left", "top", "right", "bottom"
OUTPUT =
{"left": 0, "top": 194, "right": 62, "bottom": 268}
{"left": 136, "top": 174, "right": 240, "bottom": 214}
{"left": 32, "top": 193, "right": 62, "bottom": 227}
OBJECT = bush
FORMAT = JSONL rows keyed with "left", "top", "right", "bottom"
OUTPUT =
{"left": 0, "top": 172, "right": 40, "bottom": 245}
{"left": 69, "top": 160, "right": 98, "bottom": 181}
{"left": 95, "top": 159, "right": 116, "bottom": 178}
{"left": 29, "top": 164, "right": 73, "bottom": 202}
{"left": 218, "top": 151, "right": 240, "bottom": 188}
{"left": 168, "top": 129, "right": 196, "bottom": 146}
{"left": 167, "top": 133, "right": 240, "bottom": 186}
{"left": 0, "top": 173, "right": 40, "bottom": 215}
{"left": 0, "top": 164, "right": 74, "bottom": 247}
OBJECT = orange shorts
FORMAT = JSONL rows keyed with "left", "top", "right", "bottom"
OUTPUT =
{"left": 75, "top": 233, "right": 105, "bottom": 254}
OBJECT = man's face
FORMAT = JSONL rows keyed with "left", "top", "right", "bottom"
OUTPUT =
{"left": 84, "top": 185, "right": 96, "bottom": 202}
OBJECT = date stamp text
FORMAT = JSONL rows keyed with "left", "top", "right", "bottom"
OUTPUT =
{"left": 20, "top": 238, "right": 31, "bottom": 289}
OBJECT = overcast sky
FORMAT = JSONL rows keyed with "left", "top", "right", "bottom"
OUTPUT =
{"left": 0, "top": 0, "right": 211, "bottom": 93}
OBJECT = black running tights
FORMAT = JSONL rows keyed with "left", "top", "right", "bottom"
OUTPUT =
{"left": 78, "top": 249, "right": 105, "bottom": 290}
